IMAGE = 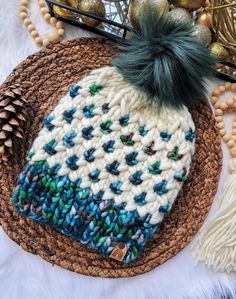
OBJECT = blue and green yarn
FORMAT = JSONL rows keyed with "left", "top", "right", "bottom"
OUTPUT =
{"left": 13, "top": 161, "right": 161, "bottom": 263}
{"left": 83, "top": 104, "right": 95, "bottom": 118}
{"left": 43, "top": 115, "right": 55, "bottom": 131}
{"left": 125, "top": 151, "right": 138, "bottom": 166}
{"left": 119, "top": 115, "right": 129, "bottom": 127}
{"left": 185, "top": 128, "right": 196, "bottom": 142}
{"left": 139, "top": 126, "right": 148, "bottom": 136}
{"left": 160, "top": 131, "right": 171, "bottom": 142}
{"left": 63, "top": 108, "right": 76, "bottom": 123}
{"left": 66, "top": 155, "right": 79, "bottom": 170}
{"left": 153, "top": 180, "right": 168, "bottom": 196}
{"left": 134, "top": 192, "right": 147, "bottom": 206}
{"left": 102, "top": 140, "right": 115, "bottom": 153}
{"left": 148, "top": 161, "right": 162, "bottom": 175}
{"left": 69, "top": 84, "right": 80, "bottom": 98}
{"left": 63, "top": 131, "right": 77, "bottom": 148}
{"left": 120, "top": 133, "right": 135, "bottom": 146}
{"left": 100, "top": 120, "right": 112, "bottom": 134}
{"left": 89, "top": 83, "right": 103, "bottom": 96}
{"left": 43, "top": 139, "right": 57, "bottom": 155}
{"left": 82, "top": 126, "right": 94, "bottom": 140}
{"left": 84, "top": 148, "right": 96, "bottom": 162}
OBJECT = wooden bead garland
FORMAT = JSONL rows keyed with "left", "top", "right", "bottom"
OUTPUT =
{"left": 19, "top": 0, "right": 65, "bottom": 47}
{"left": 211, "top": 82, "right": 236, "bottom": 157}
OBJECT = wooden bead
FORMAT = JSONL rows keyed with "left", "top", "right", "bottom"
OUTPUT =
{"left": 212, "top": 89, "right": 221, "bottom": 97}
{"left": 233, "top": 122, "right": 236, "bottom": 128}
{"left": 215, "top": 109, "right": 223, "bottom": 116}
{"left": 227, "top": 99, "right": 234, "bottom": 106}
{"left": 230, "top": 147, "right": 236, "bottom": 158}
{"left": 232, "top": 129, "right": 236, "bottom": 135}
{"left": 223, "top": 134, "right": 230, "bottom": 142}
{"left": 211, "top": 96, "right": 218, "bottom": 105}
{"left": 40, "top": 7, "right": 48, "bottom": 15}
{"left": 23, "top": 18, "right": 31, "bottom": 26}
{"left": 35, "top": 37, "right": 43, "bottom": 45}
{"left": 20, "top": 6, "right": 28, "bottom": 13}
{"left": 50, "top": 17, "right": 57, "bottom": 26}
{"left": 20, "top": 12, "right": 27, "bottom": 20}
{"left": 224, "top": 82, "right": 231, "bottom": 90}
{"left": 220, "top": 102, "right": 227, "bottom": 110}
{"left": 44, "top": 13, "right": 51, "bottom": 22}
{"left": 219, "top": 86, "right": 226, "bottom": 93}
{"left": 227, "top": 139, "right": 235, "bottom": 148}
{"left": 56, "top": 21, "right": 64, "bottom": 29}
{"left": 27, "top": 24, "right": 35, "bottom": 32}
{"left": 219, "top": 129, "right": 226, "bottom": 136}
{"left": 214, "top": 101, "right": 221, "bottom": 109}
{"left": 215, "top": 116, "right": 223, "bottom": 122}
{"left": 48, "top": 30, "right": 60, "bottom": 43}
{"left": 217, "top": 122, "right": 224, "bottom": 129}
{"left": 31, "top": 30, "right": 39, "bottom": 38}
{"left": 39, "top": 0, "right": 46, "bottom": 8}
{"left": 21, "top": 0, "right": 28, "bottom": 6}
{"left": 58, "top": 29, "right": 65, "bottom": 37}
{"left": 43, "top": 38, "right": 50, "bottom": 47}
{"left": 231, "top": 83, "right": 236, "bottom": 92}
{"left": 231, "top": 135, "right": 236, "bottom": 142}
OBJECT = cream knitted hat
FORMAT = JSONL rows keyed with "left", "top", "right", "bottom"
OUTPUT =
{"left": 12, "top": 11, "right": 215, "bottom": 263}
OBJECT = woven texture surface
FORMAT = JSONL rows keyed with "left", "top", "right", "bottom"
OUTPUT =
{"left": 0, "top": 38, "right": 222, "bottom": 278}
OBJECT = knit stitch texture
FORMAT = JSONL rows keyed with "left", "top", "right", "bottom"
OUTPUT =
{"left": 13, "top": 66, "right": 195, "bottom": 263}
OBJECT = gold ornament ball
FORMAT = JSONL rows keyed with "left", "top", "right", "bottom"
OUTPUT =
{"left": 177, "top": 0, "right": 205, "bottom": 10}
{"left": 191, "top": 24, "right": 212, "bottom": 47}
{"left": 128, "top": 0, "right": 169, "bottom": 28}
{"left": 197, "top": 12, "right": 212, "bottom": 28}
{"left": 53, "top": 0, "right": 77, "bottom": 17}
{"left": 79, "top": 0, "right": 105, "bottom": 27}
{"left": 167, "top": 8, "right": 192, "bottom": 23}
{"left": 208, "top": 43, "right": 230, "bottom": 59}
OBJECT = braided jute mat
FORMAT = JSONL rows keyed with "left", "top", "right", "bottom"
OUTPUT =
{"left": 0, "top": 38, "right": 222, "bottom": 278}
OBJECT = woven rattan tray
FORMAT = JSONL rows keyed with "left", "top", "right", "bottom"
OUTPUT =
{"left": 0, "top": 38, "right": 222, "bottom": 278}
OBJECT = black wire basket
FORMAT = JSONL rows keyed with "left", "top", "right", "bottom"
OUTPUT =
{"left": 46, "top": 0, "right": 132, "bottom": 41}
{"left": 45, "top": 0, "right": 236, "bottom": 82}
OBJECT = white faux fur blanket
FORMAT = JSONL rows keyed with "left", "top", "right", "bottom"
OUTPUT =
{"left": 0, "top": 1, "right": 236, "bottom": 298}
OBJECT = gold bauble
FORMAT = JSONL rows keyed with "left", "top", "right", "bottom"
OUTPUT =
{"left": 128, "top": 0, "right": 169, "bottom": 28}
{"left": 197, "top": 12, "right": 212, "bottom": 28}
{"left": 167, "top": 8, "right": 192, "bottom": 23}
{"left": 177, "top": 0, "right": 205, "bottom": 10}
{"left": 53, "top": 0, "right": 77, "bottom": 17}
{"left": 191, "top": 24, "right": 212, "bottom": 47}
{"left": 208, "top": 42, "right": 230, "bottom": 59}
{"left": 79, "top": 0, "right": 105, "bottom": 27}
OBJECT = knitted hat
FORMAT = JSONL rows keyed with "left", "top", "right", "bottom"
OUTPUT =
{"left": 12, "top": 11, "right": 215, "bottom": 263}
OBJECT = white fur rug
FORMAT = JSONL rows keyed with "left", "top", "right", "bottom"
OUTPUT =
{"left": 0, "top": 1, "right": 236, "bottom": 298}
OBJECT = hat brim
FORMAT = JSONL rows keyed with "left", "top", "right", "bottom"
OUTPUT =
{"left": 0, "top": 38, "right": 222, "bottom": 278}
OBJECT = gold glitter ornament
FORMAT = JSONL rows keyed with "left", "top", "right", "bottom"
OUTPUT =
{"left": 208, "top": 42, "right": 230, "bottom": 59}
{"left": 191, "top": 24, "right": 212, "bottom": 47}
{"left": 79, "top": 0, "right": 105, "bottom": 27}
{"left": 197, "top": 11, "right": 213, "bottom": 28}
{"left": 167, "top": 8, "right": 192, "bottom": 23}
{"left": 177, "top": 0, "right": 205, "bottom": 10}
{"left": 53, "top": 0, "right": 77, "bottom": 17}
{"left": 128, "top": 0, "right": 169, "bottom": 28}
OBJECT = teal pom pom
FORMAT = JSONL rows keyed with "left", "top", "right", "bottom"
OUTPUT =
{"left": 112, "top": 7, "right": 216, "bottom": 109}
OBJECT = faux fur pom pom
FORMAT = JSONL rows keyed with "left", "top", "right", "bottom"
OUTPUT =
{"left": 113, "top": 8, "right": 216, "bottom": 109}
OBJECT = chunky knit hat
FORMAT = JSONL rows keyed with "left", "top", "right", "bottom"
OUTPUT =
{"left": 12, "top": 11, "right": 215, "bottom": 263}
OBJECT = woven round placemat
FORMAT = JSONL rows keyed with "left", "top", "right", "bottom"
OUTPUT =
{"left": 0, "top": 38, "right": 222, "bottom": 278}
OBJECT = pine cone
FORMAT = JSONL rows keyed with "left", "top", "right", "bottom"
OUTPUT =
{"left": 0, "top": 83, "right": 27, "bottom": 164}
